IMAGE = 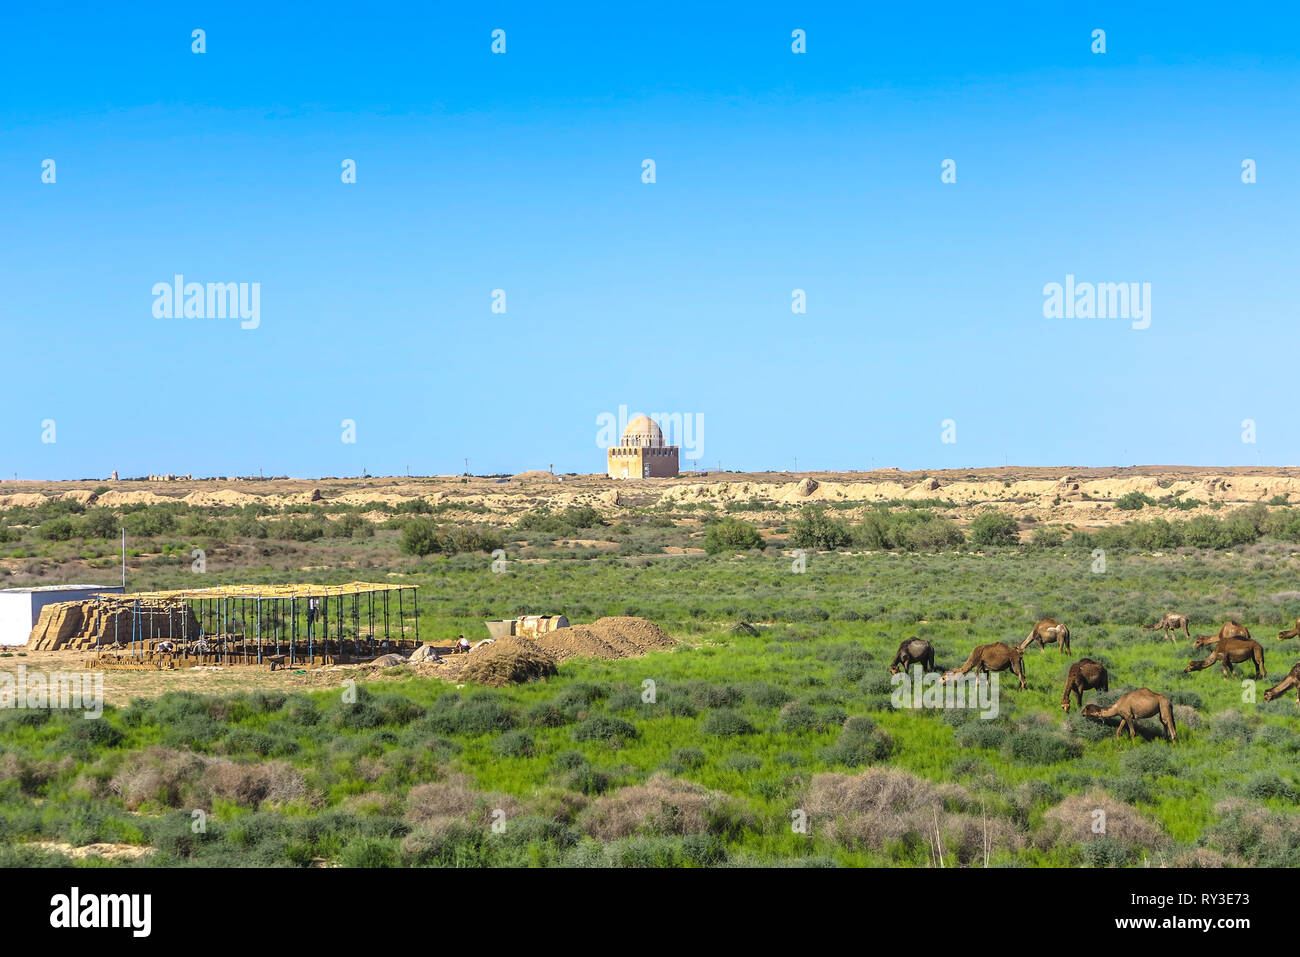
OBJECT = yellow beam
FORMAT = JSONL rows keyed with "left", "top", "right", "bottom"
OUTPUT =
{"left": 94, "top": 581, "right": 417, "bottom": 601}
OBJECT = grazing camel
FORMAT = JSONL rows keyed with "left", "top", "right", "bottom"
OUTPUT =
{"left": 1185, "top": 636, "right": 1266, "bottom": 679}
{"left": 1060, "top": 658, "right": 1109, "bottom": 713}
{"left": 1192, "top": 621, "right": 1251, "bottom": 650}
{"left": 889, "top": 637, "right": 935, "bottom": 676}
{"left": 1082, "top": 689, "right": 1177, "bottom": 742}
{"left": 1277, "top": 619, "right": 1300, "bottom": 642}
{"left": 1141, "top": 612, "right": 1190, "bottom": 643}
{"left": 941, "top": 642, "right": 1026, "bottom": 690}
{"left": 1263, "top": 662, "right": 1300, "bottom": 705}
{"left": 1019, "top": 618, "right": 1071, "bottom": 655}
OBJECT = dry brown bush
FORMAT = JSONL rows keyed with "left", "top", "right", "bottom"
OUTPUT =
{"left": 199, "top": 759, "right": 309, "bottom": 809}
{"left": 1037, "top": 791, "right": 1169, "bottom": 854}
{"left": 804, "top": 767, "right": 1022, "bottom": 864}
{"left": 109, "top": 747, "right": 205, "bottom": 809}
{"left": 1163, "top": 847, "right": 1239, "bottom": 867}
{"left": 404, "top": 771, "right": 520, "bottom": 830}
{"left": 578, "top": 773, "right": 748, "bottom": 841}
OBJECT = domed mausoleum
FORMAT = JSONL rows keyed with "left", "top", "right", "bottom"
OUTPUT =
{"left": 607, "top": 415, "right": 679, "bottom": 479}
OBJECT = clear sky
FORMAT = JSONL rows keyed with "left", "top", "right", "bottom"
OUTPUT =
{"left": 2, "top": 2, "right": 1297, "bottom": 479}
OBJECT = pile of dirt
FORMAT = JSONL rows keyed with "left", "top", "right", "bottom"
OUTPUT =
{"left": 511, "top": 470, "right": 557, "bottom": 481}
{"left": 535, "top": 626, "right": 627, "bottom": 660}
{"left": 368, "top": 653, "right": 409, "bottom": 667}
{"left": 27, "top": 597, "right": 199, "bottom": 651}
{"left": 533, "top": 616, "right": 676, "bottom": 661}
{"left": 458, "top": 637, "right": 558, "bottom": 686}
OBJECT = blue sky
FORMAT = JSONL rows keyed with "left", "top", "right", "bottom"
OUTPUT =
{"left": 2, "top": 2, "right": 1297, "bottom": 479}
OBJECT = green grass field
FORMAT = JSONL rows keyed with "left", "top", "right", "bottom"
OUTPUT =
{"left": 4, "top": 540, "right": 1300, "bottom": 867}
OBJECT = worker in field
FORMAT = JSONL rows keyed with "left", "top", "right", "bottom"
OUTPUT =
{"left": 456, "top": 634, "right": 471, "bottom": 654}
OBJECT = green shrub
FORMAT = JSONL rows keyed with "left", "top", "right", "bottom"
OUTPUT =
{"left": 1004, "top": 727, "right": 1083, "bottom": 764}
{"left": 39, "top": 517, "right": 78, "bottom": 541}
{"left": 821, "top": 716, "right": 893, "bottom": 766}
{"left": 419, "top": 694, "right": 516, "bottom": 736}
{"left": 564, "top": 766, "right": 613, "bottom": 795}
{"left": 1116, "top": 491, "right": 1156, "bottom": 511}
{"left": 788, "top": 508, "right": 852, "bottom": 550}
{"left": 572, "top": 715, "right": 638, "bottom": 743}
{"left": 79, "top": 509, "right": 120, "bottom": 539}
{"left": 703, "top": 517, "right": 765, "bottom": 554}
{"left": 515, "top": 507, "right": 605, "bottom": 537}
{"left": 701, "top": 709, "right": 755, "bottom": 738}
{"left": 1244, "top": 773, "right": 1298, "bottom": 803}
{"left": 400, "top": 518, "right": 503, "bottom": 556}
{"left": 673, "top": 747, "right": 706, "bottom": 768}
{"left": 492, "top": 730, "right": 537, "bottom": 758}
{"left": 968, "top": 511, "right": 1020, "bottom": 547}
{"left": 338, "top": 836, "right": 399, "bottom": 867}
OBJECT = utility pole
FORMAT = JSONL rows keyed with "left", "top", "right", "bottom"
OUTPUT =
{"left": 121, "top": 528, "right": 126, "bottom": 590}
{"left": 464, "top": 457, "right": 469, "bottom": 476}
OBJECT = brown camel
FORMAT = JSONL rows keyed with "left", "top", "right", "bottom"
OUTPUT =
{"left": 1141, "top": 612, "right": 1190, "bottom": 643}
{"left": 889, "top": 637, "right": 935, "bottom": 675}
{"left": 1263, "top": 662, "right": 1300, "bottom": 705}
{"left": 1191, "top": 620, "right": 1251, "bottom": 649}
{"left": 1277, "top": 619, "right": 1300, "bottom": 642}
{"left": 1060, "top": 658, "right": 1109, "bottom": 713}
{"left": 1019, "top": 618, "right": 1071, "bottom": 655}
{"left": 1082, "top": 689, "right": 1177, "bottom": 742}
{"left": 941, "top": 642, "right": 1026, "bottom": 690}
{"left": 1185, "top": 636, "right": 1266, "bottom": 679}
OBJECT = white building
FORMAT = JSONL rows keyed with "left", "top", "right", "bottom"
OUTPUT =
{"left": 0, "top": 584, "right": 125, "bottom": 646}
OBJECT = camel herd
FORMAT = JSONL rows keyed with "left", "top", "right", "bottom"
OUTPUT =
{"left": 887, "top": 614, "right": 1300, "bottom": 744}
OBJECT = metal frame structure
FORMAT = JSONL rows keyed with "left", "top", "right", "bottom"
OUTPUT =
{"left": 93, "top": 581, "right": 419, "bottom": 667}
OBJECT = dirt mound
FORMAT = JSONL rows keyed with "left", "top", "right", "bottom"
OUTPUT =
{"left": 511, "top": 470, "right": 557, "bottom": 481}
{"left": 368, "top": 653, "right": 409, "bottom": 667}
{"left": 182, "top": 489, "right": 260, "bottom": 507}
{"left": 539, "top": 626, "right": 632, "bottom": 660}
{"left": 94, "top": 490, "right": 173, "bottom": 506}
{"left": 458, "top": 637, "right": 558, "bottom": 686}
{"left": 591, "top": 616, "right": 677, "bottom": 652}
{"left": 533, "top": 616, "right": 676, "bottom": 661}
{"left": 0, "top": 493, "right": 47, "bottom": 508}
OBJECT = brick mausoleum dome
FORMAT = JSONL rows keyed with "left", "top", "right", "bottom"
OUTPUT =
{"left": 621, "top": 415, "right": 665, "bottom": 448}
